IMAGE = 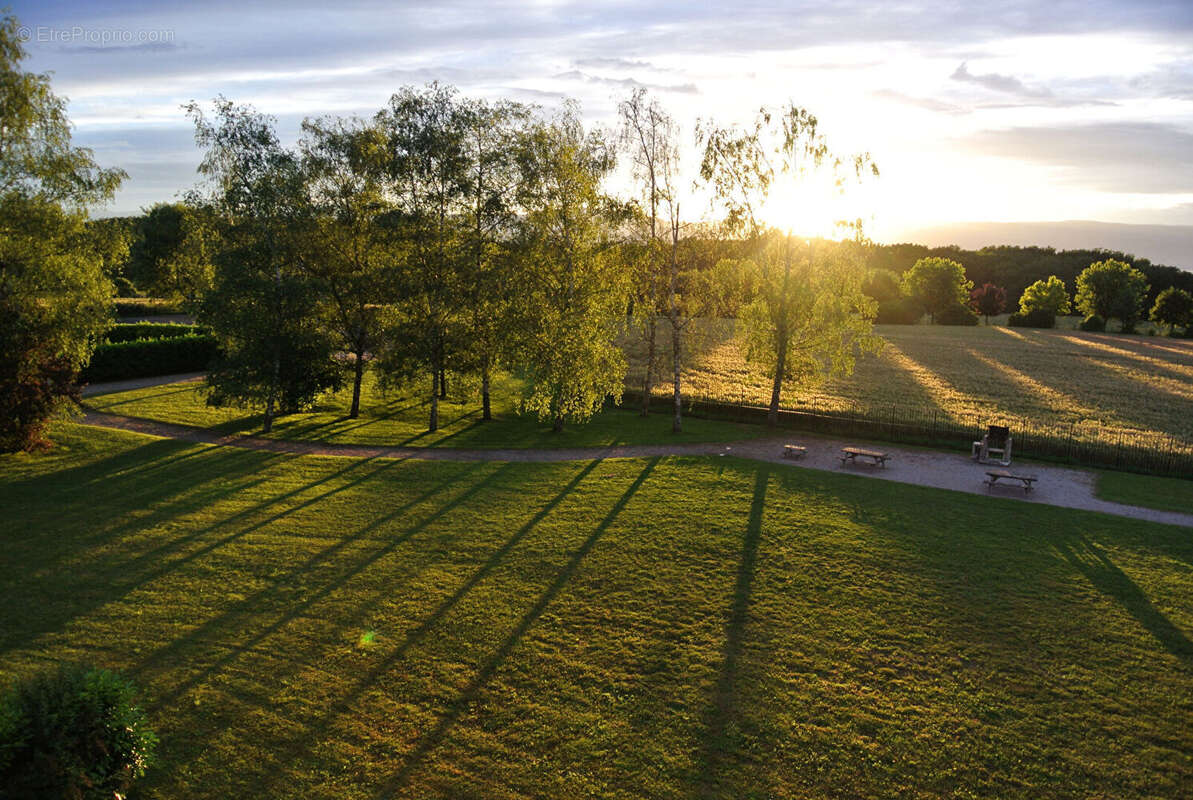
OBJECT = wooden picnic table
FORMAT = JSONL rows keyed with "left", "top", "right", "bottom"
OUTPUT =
{"left": 839, "top": 447, "right": 890, "bottom": 468}
{"left": 783, "top": 444, "right": 807, "bottom": 459}
{"left": 984, "top": 469, "right": 1038, "bottom": 493}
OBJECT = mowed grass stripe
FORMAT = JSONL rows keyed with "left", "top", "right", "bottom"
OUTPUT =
{"left": 1, "top": 424, "right": 1191, "bottom": 798}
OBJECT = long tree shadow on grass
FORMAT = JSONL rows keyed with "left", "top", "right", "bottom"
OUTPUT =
{"left": 252, "top": 458, "right": 605, "bottom": 795}
{"left": 693, "top": 463, "right": 768, "bottom": 799}
{"left": 1052, "top": 533, "right": 1193, "bottom": 664}
{"left": 137, "top": 459, "right": 502, "bottom": 703}
{"left": 372, "top": 457, "right": 660, "bottom": 797}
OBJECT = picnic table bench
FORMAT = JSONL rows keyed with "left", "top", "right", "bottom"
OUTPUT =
{"left": 783, "top": 444, "right": 807, "bottom": 459}
{"left": 984, "top": 469, "right": 1038, "bottom": 493}
{"left": 839, "top": 447, "right": 890, "bottom": 468}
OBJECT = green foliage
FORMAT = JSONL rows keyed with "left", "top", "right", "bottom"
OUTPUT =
{"left": 297, "top": 115, "right": 394, "bottom": 418}
{"left": 1075, "top": 259, "right": 1149, "bottom": 330}
{"left": 512, "top": 107, "right": 629, "bottom": 431}
{"left": 113, "top": 297, "right": 186, "bottom": 317}
{"left": 82, "top": 334, "right": 219, "bottom": 382}
{"left": 125, "top": 203, "right": 214, "bottom": 300}
{"left": 1019, "top": 275, "right": 1071, "bottom": 315}
{"left": 0, "top": 14, "right": 125, "bottom": 451}
{"left": 0, "top": 664, "right": 156, "bottom": 799}
{"left": 874, "top": 296, "right": 921, "bottom": 324}
{"left": 1078, "top": 314, "right": 1106, "bottom": 332}
{"left": 1150, "top": 287, "right": 1193, "bottom": 334}
{"left": 901, "top": 257, "right": 972, "bottom": 323}
{"left": 936, "top": 302, "right": 980, "bottom": 326}
{"left": 104, "top": 322, "right": 200, "bottom": 343}
{"left": 739, "top": 236, "right": 881, "bottom": 419}
{"left": 187, "top": 98, "right": 343, "bottom": 431}
{"left": 1007, "top": 309, "right": 1057, "bottom": 329}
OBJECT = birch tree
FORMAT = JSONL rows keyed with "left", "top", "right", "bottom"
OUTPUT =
{"left": 187, "top": 98, "right": 341, "bottom": 433}
{"left": 698, "top": 104, "right": 879, "bottom": 425}
{"left": 513, "top": 108, "right": 630, "bottom": 432}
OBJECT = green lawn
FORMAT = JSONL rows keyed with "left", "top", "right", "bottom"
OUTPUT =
{"left": 84, "top": 372, "right": 767, "bottom": 449}
{"left": 2, "top": 424, "right": 1190, "bottom": 798}
{"left": 1097, "top": 471, "right": 1193, "bottom": 514}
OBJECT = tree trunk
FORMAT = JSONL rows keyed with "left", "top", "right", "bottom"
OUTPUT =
{"left": 438, "top": 367, "right": 447, "bottom": 399}
{"left": 263, "top": 394, "right": 275, "bottom": 433}
{"left": 767, "top": 335, "right": 787, "bottom": 427}
{"left": 481, "top": 367, "right": 492, "bottom": 421}
{"left": 429, "top": 369, "right": 439, "bottom": 432}
{"left": 349, "top": 348, "right": 365, "bottom": 419}
{"left": 671, "top": 325, "right": 682, "bottom": 433}
{"left": 552, "top": 414, "right": 564, "bottom": 433}
{"left": 641, "top": 318, "right": 656, "bottom": 416}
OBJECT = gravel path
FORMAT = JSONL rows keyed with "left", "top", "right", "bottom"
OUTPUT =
{"left": 80, "top": 408, "right": 1193, "bottom": 529}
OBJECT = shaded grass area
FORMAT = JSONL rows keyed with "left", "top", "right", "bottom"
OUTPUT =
{"left": 2, "top": 423, "right": 1191, "bottom": 798}
{"left": 84, "top": 372, "right": 767, "bottom": 449}
{"left": 1096, "top": 471, "right": 1193, "bottom": 514}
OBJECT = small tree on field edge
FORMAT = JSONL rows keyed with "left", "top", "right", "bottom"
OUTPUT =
{"left": 969, "top": 282, "right": 1006, "bottom": 324}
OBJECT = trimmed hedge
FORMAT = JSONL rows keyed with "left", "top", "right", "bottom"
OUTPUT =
{"left": 1007, "top": 308, "right": 1056, "bottom": 328}
{"left": 113, "top": 298, "right": 186, "bottom": 318}
{"left": 105, "top": 322, "right": 201, "bottom": 343}
{"left": 82, "top": 334, "right": 218, "bottom": 383}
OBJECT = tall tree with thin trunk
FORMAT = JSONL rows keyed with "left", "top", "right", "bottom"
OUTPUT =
{"left": 459, "top": 97, "right": 532, "bottom": 421}
{"left": 186, "top": 98, "right": 341, "bottom": 433}
{"left": 513, "top": 107, "right": 630, "bottom": 432}
{"left": 617, "top": 89, "right": 672, "bottom": 418}
{"left": 373, "top": 84, "right": 470, "bottom": 432}
{"left": 299, "top": 115, "right": 391, "bottom": 419}
{"left": 698, "top": 103, "right": 879, "bottom": 425}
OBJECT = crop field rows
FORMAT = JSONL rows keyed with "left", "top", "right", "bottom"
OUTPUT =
{"left": 626, "top": 323, "right": 1193, "bottom": 447}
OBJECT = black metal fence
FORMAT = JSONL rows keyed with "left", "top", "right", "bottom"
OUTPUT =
{"left": 623, "top": 390, "right": 1193, "bottom": 479}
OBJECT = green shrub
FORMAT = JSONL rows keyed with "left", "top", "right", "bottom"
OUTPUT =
{"left": 104, "top": 322, "right": 201, "bottom": 343}
{"left": 875, "top": 296, "right": 921, "bottom": 324}
{"left": 82, "top": 334, "right": 219, "bottom": 382}
{"left": 1078, "top": 314, "right": 1106, "bottom": 332}
{"left": 0, "top": 665, "right": 157, "bottom": 799}
{"left": 935, "top": 302, "right": 979, "bottom": 326}
{"left": 112, "top": 298, "right": 185, "bottom": 318}
{"left": 1007, "top": 308, "right": 1056, "bottom": 328}
{"left": 112, "top": 276, "right": 141, "bottom": 298}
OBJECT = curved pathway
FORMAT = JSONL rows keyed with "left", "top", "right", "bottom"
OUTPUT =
{"left": 81, "top": 408, "right": 1193, "bottom": 529}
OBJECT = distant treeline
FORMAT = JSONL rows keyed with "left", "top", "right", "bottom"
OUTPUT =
{"left": 92, "top": 212, "right": 1190, "bottom": 312}
{"left": 865, "top": 242, "right": 1193, "bottom": 309}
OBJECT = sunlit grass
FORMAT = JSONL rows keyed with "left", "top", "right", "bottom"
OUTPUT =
{"left": 84, "top": 371, "right": 768, "bottom": 449}
{"left": 1, "top": 423, "right": 1190, "bottom": 798}
{"left": 626, "top": 323, "right": 1193, "bottom": 442}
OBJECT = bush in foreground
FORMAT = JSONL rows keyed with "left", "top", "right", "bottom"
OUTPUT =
{"left": 1078, "top": 314, "right": 1106, "bottom": 332}
{"left": 0, "top": 665, "right": 156, "bottom": 799}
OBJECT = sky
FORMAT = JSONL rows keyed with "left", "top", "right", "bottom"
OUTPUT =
{"left": 11, "top": 0, "right": 1193, "bottom": 251}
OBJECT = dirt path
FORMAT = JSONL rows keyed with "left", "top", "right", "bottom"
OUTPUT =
{"left": 80, "top": 409, "right": 1193, "bottom": 529}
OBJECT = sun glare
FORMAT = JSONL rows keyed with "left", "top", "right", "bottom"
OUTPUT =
{"left": 759, "top": 170, "right": 875, "bottom": 240}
